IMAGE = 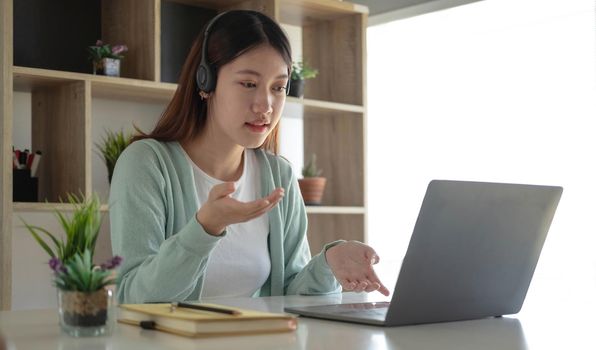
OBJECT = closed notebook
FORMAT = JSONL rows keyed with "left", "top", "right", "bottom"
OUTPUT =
{"left": 118, "top": 303, "right": 297, "bottom": 337}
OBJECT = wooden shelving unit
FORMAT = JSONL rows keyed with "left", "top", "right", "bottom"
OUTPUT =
{"left": 0, "top": 0, "right": 368, "bottom": 310}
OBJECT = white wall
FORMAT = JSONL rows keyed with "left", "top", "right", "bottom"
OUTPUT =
{"left": 367, "top": 0, "right": 596, "bottom": 300}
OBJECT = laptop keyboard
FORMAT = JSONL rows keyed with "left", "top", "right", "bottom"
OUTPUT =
{"left": 317, "top": 302, "right": 390, "bottom": 316}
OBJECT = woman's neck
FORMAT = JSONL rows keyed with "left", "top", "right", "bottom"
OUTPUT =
{"left": 182, "top": 135, "right": 245, "bottom": 182}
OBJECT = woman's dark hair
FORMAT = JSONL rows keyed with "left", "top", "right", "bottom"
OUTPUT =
{"left": 133, "top": 10, "right": 292, "bottom": 154}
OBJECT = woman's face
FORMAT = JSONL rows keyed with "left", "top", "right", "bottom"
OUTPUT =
{"left": 208, "top": 44, "right": 289, "bottom": 149}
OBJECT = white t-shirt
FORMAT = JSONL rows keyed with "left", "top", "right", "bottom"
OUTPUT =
{"left": 185, "top": 149, "right": 271, "bottom": 298}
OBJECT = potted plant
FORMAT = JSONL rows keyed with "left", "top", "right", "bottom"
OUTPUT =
{"left": 289, "top": 60, "right": 318, "bottom": 98}
{"left": 298, "top": 154, "right": 327, "bottom": 205}
{"left": 21, "top": 193, "right": 122, "bottom": 337}
{"left": 87, "top": 40, "right": 128, "bottom": 77}
{"left": 95, "top": 129, "right": 134, "bottom": 184}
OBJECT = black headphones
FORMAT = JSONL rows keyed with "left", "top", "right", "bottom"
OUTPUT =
{"left": 195, "top": 11, "right": 291, "bottom": 96}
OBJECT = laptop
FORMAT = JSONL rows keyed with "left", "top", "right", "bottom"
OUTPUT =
{"left": 285, "top": 180, "right": 563, "bottom": 326}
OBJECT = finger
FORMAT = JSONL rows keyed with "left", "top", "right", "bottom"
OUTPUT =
{"left": 264, "top": 187, "right": 285, "bottom": 203}
{"left": 366, "top": 269, "right": 391, "bottom": 296}
{"left": 246, "top": 190, "right": 284, "bottom": 216}
{"left": 377, "top": 282, "right": 391, "bottom": 296}
{"left": 238, "top": 198, "right": 272, "bottom": 214}
{"left": 364, "top": 281, "right": 380, "bottom": 293}
{"left": 353, "top": 281, "right": 368, "bottom": 293}
{"left": 243, "top": 196, "right": 283, "bottom": 221}
{"left": 341, "top": 280, "right": 356, "bottom": 292}
{"left": 209, "top": 182, "right": 236, "bottom": 201}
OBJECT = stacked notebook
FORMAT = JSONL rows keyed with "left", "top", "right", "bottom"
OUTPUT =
{"left": 118, "top": 303, "right": 297, "bottom": 337}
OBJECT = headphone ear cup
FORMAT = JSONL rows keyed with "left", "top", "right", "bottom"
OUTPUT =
{"left": 196, "top": 62, "right": 216, "bottom": 93}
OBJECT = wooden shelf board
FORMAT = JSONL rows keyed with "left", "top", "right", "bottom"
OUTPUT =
{"left": 13, "top": 66, "right": 176, "bottom": 103}
{"left": 287, "top": 96, "right": 364, "bottom": 113}
{"left": 305, "top": 206, "right": 365, "bottom": 214}
{"left": 13, "top": 202, "right": 110, "bottom": 212}
{"left": 280, "top": 0, "right": 368, "bottom": 26}
{"left": 162, "top": 0, "right": 220, "bottom": 9}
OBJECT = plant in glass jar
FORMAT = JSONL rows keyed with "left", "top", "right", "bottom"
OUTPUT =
{"left": 87, "top": 40, "right": 128, "bottom": 77}
{"left": 21, "top": 193, "right": 122, "bottom": 337}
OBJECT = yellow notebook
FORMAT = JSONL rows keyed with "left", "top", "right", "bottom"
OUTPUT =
{"left": 118, "top": 303, "right": 298, "bottom": 337}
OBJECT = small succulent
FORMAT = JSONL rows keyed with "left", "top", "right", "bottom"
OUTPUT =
{"left": 95, "top": 129, "right": 134, "bottom": 183}
{"left": 302, "top": 154, "right": 323, "bottom": 178}
{"left": 49, "top": 249, "right": 121, "bottom": 292}
{"left": 291, "top": 61, "right": 318, "bottom": 81}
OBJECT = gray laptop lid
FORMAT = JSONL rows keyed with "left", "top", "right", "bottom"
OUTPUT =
{"left": 385, "top": 180, "right": 562, "bottom": 326}
{"left": 285, "top": 180, "right": 562, "bottom": 326}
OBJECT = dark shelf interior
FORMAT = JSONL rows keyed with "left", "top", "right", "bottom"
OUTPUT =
{"left": 14, "top": 0, "right": 101, "bottom": 74}
{"left": 160, "top": 2, "right": 215, "bottom": 83}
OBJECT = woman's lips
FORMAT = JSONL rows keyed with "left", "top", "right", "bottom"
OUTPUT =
{"left": 245, "top": 122, "right": 269, "bottom": 133}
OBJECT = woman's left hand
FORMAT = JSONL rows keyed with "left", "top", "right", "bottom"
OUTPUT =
{"left": 326, "top": 241, "right": 390, "bottom": 296}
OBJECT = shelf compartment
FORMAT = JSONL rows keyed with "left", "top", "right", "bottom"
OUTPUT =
{"left": 302, "top": 12, "right": 365, "bottom": 106}
{"left": 30, "top": 80, "right": 90, "bottom": 203}
{"left": 306, "top": 213, "right": 364, "bottom": 252}
{"left": 160, "top": 1, "right": 216, "bottom": 83}
{"left": 304, "top": 111, "right": 364, "bottom": 207}
{"left": 13, "top": 0, "right": 101, "bottom": 74}
{"left": 102, "top": 0, "right": 159, "bottom": 81}
{"left": 14, "top": 0, "right": 158, "bottom": 81}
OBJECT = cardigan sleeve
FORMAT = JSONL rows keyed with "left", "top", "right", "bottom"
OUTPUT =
{"left": 109, "top": 141, "right": 224, "bottom": 304}
{"left": 281, "top": 171, "right": 343, "bottom": 295}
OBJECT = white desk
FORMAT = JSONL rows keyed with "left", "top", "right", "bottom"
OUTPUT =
{"left": 1, "top": 291, "right": 594, "bottom": 350}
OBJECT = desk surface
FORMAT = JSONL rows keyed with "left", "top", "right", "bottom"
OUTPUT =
{"left": 0, "top": 291, "right": 595, "bottom": 350}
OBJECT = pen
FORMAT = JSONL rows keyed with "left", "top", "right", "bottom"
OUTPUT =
{"left": 170, "top": 302, "right": 241, "bottom": 316}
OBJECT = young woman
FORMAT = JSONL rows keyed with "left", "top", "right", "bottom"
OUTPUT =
{"left": 110, "top": 10, "right": 389, "bottom": 304}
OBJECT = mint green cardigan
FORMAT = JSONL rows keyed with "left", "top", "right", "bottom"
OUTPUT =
{"left": 109, "top": 139, "right": 341, "bottom": 303}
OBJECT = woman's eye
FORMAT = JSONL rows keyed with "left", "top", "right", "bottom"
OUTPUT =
{"left": 240, "top": 82, "right": 256, "bottom": 88}
{"left": 273, "top": 85, "right": 287, "bottom": 93}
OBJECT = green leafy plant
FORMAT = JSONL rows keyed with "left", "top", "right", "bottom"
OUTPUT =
{"left": 22, "top": 193, "right": 102, "bottom": 262}
{"left": 87, "top": 40, "right": 128, "bottom": 63}
{"left": 302, "top": 153, "right": 323, "bottom": 178}
{"left": 22, "top": 193, "right": 122, "bottom": 292}
{"left": 95, "top": 129, "right": 134, "bottom": 183}
{"left": 291, "top": 61, "right": 319, "bottom": 81}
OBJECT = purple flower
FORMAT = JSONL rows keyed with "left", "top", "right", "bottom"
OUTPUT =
{"left": 100, "top": 256, "right": 123, "bottom": 270}
{"left": 95, "top": 39, "right": 103, "bottom": 47}
{"left": 48, "top": 257, "right": 66, "bottom": 274}
{"left": 111, "top": 45, "right": 128, "bottom": 55}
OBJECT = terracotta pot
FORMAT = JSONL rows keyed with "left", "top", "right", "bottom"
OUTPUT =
{"left": 298, "top": 177, "right": 327, "bottom": 205}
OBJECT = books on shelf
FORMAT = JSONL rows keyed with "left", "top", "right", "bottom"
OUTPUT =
{"left": 118, "top": 303, "right": 298, "bottom": 337}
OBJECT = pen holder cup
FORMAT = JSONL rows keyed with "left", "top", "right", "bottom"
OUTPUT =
{"left": 13, "top": 169, "right": 38, "bottom": 202}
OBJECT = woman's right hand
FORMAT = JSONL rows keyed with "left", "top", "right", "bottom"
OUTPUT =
{"left": 196, "top": 182, "right": 285, "bottom": 236}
